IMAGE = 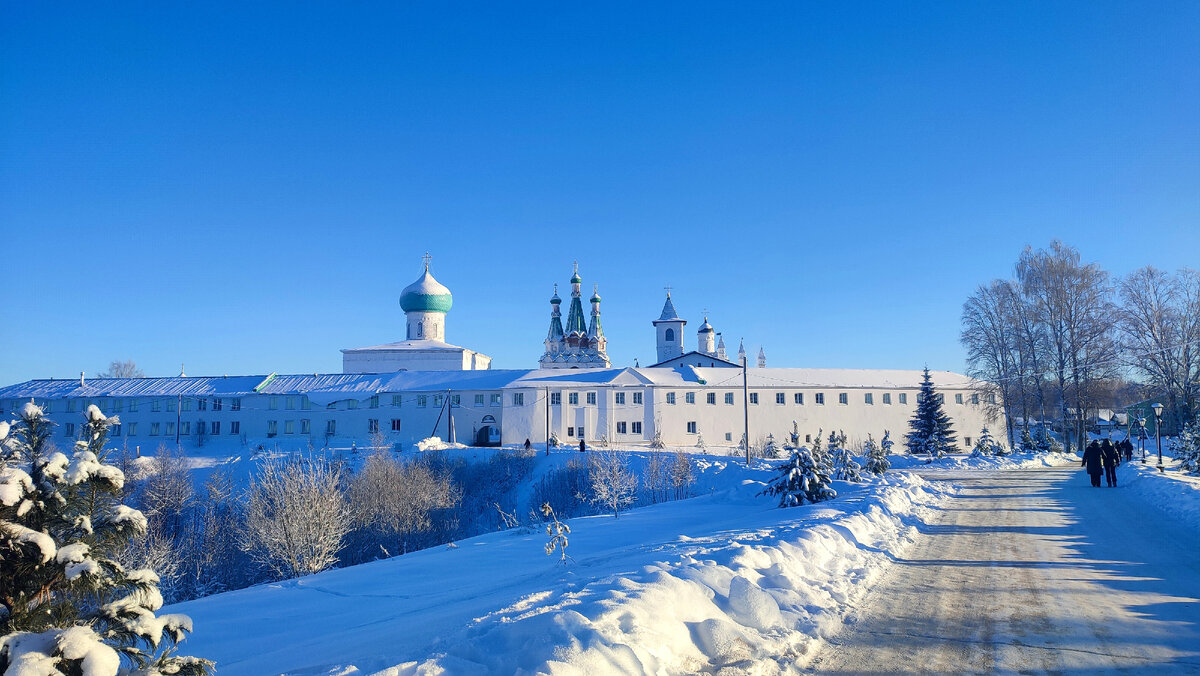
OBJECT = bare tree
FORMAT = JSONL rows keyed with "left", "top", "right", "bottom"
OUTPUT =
{"left": 1118, "top": 267, "right": 1200, "bottom": 430}
{"left": 588, "top": 450, "right": 638, "bottom": 518}
{"left": 100, "top": 359, "right": 145, "bottom": 378}
{"left": 139, "top": 444, "right": 194, "bottom": 540}
{"left": 346, "top": 452, "right": 459, "bottom": 556}
{"left": 670, "top": 450, "right": 695, "bottom": 500}
{"left": 241, "top": 457, "right": 351, "bottom": 579}
{"left": 961, "top": 280, "right": 1021, "bottom": 446}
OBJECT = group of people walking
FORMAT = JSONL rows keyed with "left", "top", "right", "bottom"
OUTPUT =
{"left": 1081, "top": 438, "right": 1134, "bottom": 487}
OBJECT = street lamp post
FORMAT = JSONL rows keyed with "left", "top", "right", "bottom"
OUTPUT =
{"left": 1152, "top": 403, "right": 1164, "bottom": 472}
{"left": 1138, "top": 417, "right": 1147, "bottom": 462}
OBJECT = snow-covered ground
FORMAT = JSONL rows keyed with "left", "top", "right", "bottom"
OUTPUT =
{"left": 887, "top": 449, "right": 1078, "bottom": 471}
{"left": 169, "top": 460, "right": 949, "bottom": 675}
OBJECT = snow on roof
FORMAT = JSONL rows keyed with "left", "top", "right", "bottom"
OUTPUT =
{"left": 341, "top": 339, "right": 476, "bottom": 353}
{"left": 631, "top": 367, "right": 980, "bottom": 389}
{"left": 655, "top": 295, "right": 683, "bottom": 322}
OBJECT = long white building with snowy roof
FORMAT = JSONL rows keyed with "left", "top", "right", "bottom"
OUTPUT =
{"left": 0, "top": 259, "right": 1006, "bottom": 453}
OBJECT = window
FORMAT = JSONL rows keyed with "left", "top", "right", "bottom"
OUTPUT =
{"left": 955, "top": 393, "right": 964, "bottom": 404}
{"left": 196, "top": 421, "right": 207, "bottom": 436}
{"left": 231, "top": 398, "right": 241, "bottom": 411}
{"left": 370, "top": 395, "right": 380, "bottom": 409}
{"left": 865, "top": 393, "right": 874, "bottom": 405}
{"left": 327, "top": 401, "right": 337, "bottom": 410}
{"left": 68, "top": 399, "right": 78, "bottom": 413}
{"left": 839, "top": 393, "right": 848, "bottom": 405}
{"left": 551, "top": 392, "right": 562, "bottom": 405}
{"left": 749, "top": 393, "right": 758, "bottom": 405}
{"left": 512, "top": 393, "right": 524, "bottom": 406}
{"left": 368, "top": 419, "right": 379, "bottom": 434}
{"left": 180, "top": 422, "right": 190, "bottom": 436}
{"left": 490, "top": 394, "right": 501, "bottom": 406}
{"left": 165, "top": 422, "right": 175, "bottom": 436}
{"left": 197, "top": 398, "right": 207, "bottom": 411}
{"left": 301, "top": 419, "right": 310, "bottom": 435}
{"left": 615, "top": 392, "right": 626, "bottom": 405}
{"left": 212, "top": 398, "right": 222, "bottom": 411}
{"left": 301, "top": 397, "right": 311, "bottom": 410}
{"left": 899, "top": 393, "right": 908, "bottom": 404}
{"left": 617, "top": 422, "right": 627, "bottom": 434}
{"left": 111, "top": 424, "right": 121, "bottom": 437}
{"left": 211, "top": 421, "right": 220, "bottom": 435}
{"left": 883, "top": 393, "right": 892, "bottom": 404}
{"left": 127, "top": 423, "right": 137, "bottom": 436}
{"left": 706, "top": 393, "right": 716, "bottom": 405}
{"left": 392, "top": 395, "right": 403, "bottom": 407}
{"left": 687, "top": 421, "right": 697, "bottom": 434}
{"left": 391, "top": 419, "right": 402, "bottom": 432}
{"left": 632, "top": 392, "right": 642, "bottom": 405}
{"left": 725, "top": 393, "right": 735, "bottom": 405}
{"left": 475, "top": 394, "right": 485, "bottom": 406}
{"left": 965, "top": 436, "right": 972, "bottom": 446}
{"left": 686, "top": 392, "right": 696, "bottom": 404}
{"left": 568, "top": 392, "right": 579, "bottom": 405}
{"left": 267, "top": 421, "right": 277, "bottom": 437}
{"left": 326, "top": 420, "right": 336, "bottom": 435}
{"left": 268, "top": 397, "right": 277, "bottom": 410}
{"left": 805, "top": 434, "right": 812, "bottom": 443}
{"left": 936, "top": 394, "right": 945, "bottom": 404}
{"left": 451, "top": 395, "right": 461, "bottom": 406}
{"left": 971, "top": 393, "right": 979, "bottom": 405}
{"left": 230, "top": 421, "right": 240, "bottom": 435}
{"left": 776, "top": 392, "right": 785, "bottom": 404}
{"left": 418, "top": 396, "right": 428, "bottom": 408}
{"left": 631, "top": 421, "right": 642, "bottom": 434}
{"left": 348, "top": 399, "right": 359, "bottom": 410}
{"left": 665, "top": 328, "right": 675, "bottom": 342}
{"left": 285, "top": 421, "right": 295, "bottom": 435}
{"left": 567, "top": 426, "right": 575, "bottom": 437}
{"left": 180, "top": 399, "right": 189, "bottom": 412}
{"left": 586, "top": 392, "right": 596, "bottom": 405}
{"left": 113, "top": 399, "right": 124, "bottom": 412}
{"left": 152, "top": 400, "right": 161, "bottom": 413}
{"left": 150, "top": 423, "right": 159, "bottom": 436}
{"left": 666, "top": 392, "right": 676, "bottom": 404}
{"left": 725, "top": 433, "right": 733, "bottom": 441}
{"left": 129, "top": 399, "right": 137, "bottom": 412}
{"left": 794, "top": 393, "right": 804, "bottom": 405}
{"left": 988, "top": 394, "right": 997, "bottom": 404}
{"left": 816, "top": 393, "right": 825, "bottom": 405}
{"left": 578, "top": 427, "right": 585, "bottom": 439}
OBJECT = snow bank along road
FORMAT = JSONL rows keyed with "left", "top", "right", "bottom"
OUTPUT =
{"left": 807, "top": 466, "right": 1200, "bottom": 674}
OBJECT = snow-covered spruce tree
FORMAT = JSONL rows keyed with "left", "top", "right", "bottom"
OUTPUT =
{"left": 241, "top": 456, "right": 351, "bottom": 579}
{"left": 904, "top": 368, "right": 957, "bottom": 458}
{"left": 587, "top": 450, "right": 638, "bottom": 518}
{"left": 863, "top": 434, "right": 890, "bottom": 475}
{"left": 827, "top": 434, "right": 862, "bottom": 482}
{"left": 0, "top": 403, "right": 211, "bottom": 675}
{"left": 694, "top": 433, "right": 706, "bottom": 453}
{"left": 762, "top": 434, "right": 782, "bottom": 459}
{"left": 971, "top": 428, "right": 998, "bottom": 458}
{"left": 1175, "top": 422, "right": 1200, "bottom": 474}
{"left": 810, "top": 429, "right": 826, "bottom": 467}
{"left": 548, "top": 432, "right": 561, "bottom": 449}
{"left": 1019, "top": 428, "right": 1035, "bottom": 453}
{"left": 649, "top": 429, "right": 665, "bottom": 450}
{"left": 760, "top": 447, "right": 836, "bottom": 507}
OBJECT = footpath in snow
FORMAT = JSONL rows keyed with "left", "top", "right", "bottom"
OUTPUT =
{"left": 172, "top": 460, "right": 950, "bottom": 675}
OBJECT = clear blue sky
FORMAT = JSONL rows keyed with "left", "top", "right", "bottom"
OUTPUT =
{"left": 2, "top": 2, "right": 1197, "bottom": 384}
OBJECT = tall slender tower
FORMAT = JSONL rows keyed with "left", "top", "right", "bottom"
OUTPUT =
{"left": 653, "top": 289, "right": 687, "bottom": 363}
{"left": 757, "top": 347, "right": 767, "bottom": 368}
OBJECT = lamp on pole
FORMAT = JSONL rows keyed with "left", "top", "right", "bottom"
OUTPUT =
{"left": 1152, "top": 403, "right": 1164, "bottom": 472}
{"left": 1138, "top": 417, "right": 1147, "bottom": 463}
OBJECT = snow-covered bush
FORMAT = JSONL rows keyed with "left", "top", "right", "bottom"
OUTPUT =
{"left": 828, "top": 436, "right": 862, "bottom": 482}
{"left": 670, "top": 449, "right": 695, "bottom": 500}
{"left": 863, "top": 433, "right": 890, "bottom": 475}
{"left": 588, "top": 450, "right": 638, "bottom": 518}
{"left": 644, "top": 452, "right": 670, "bottom": 504}
{"left": 762, "top": 434, "right": 783, "bottom": 459}
{"left": 0, "top": 404, "right": 212, "bottom": 675}
{"left": 241, "top": 457, "right": 351, "bottom": 579}
{"left": 760, "top": 447, "right": 836, "bottom": 507}
{"left": 541, "top": 503, "right": 571, "bottom": 564}
{"left": 649, "top": 430, "right": 665, "bottom": 449}
{"left": 1019, "top": 428, "right": 1036, "bottom": 453}
{"left": 970, "top": 427, "right": 1003, "bottom": 458}
{"left": 347, "top": 452, "right": 460, "bottom": 559}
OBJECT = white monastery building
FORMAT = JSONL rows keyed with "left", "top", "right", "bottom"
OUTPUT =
{"left": 0, "top": 258, "right": 1006, "bottom": 453}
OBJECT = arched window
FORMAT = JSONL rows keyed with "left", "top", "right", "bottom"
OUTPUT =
{"left": 417, "top": 321, "right": 424, "bottom": 338}
{"left": 665, "top": 328, "right": 675, "bottom": 342}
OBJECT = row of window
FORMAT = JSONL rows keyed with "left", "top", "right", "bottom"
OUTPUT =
{"left": 64, "top": 420, "right": 244, "bottom": 438}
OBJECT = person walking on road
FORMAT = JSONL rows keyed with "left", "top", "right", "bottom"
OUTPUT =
{"left": 1121, "top": 438, "right": 1133, "bottom": 463}
{"left": 1082, "top": 441, "right": 1104, "bottom": 487}
{"left": 1101, "top": 439, "right": 1120, "bottom": 487}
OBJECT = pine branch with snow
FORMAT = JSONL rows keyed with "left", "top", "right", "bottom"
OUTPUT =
{"left": 0, "top": 404, "right": 212, "bottom": 675}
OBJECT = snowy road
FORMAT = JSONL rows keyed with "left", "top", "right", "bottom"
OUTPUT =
{"left": 808, "top": 466, "right": 1200, "bottom": 674}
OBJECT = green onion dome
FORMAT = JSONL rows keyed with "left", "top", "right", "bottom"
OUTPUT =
{"left": 400, "top": 268, "right": 453, "bottom": 313}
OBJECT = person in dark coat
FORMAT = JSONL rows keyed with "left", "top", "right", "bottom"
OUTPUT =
{"left": 1101, "top": 439, "right": 1120, "bottom": 487}
{"left": 1121, "top": 438, "right": 1134, "bottom": 462}
{"left": 1081, "top": 441, "right": 1103, "bottom": 487}
{"left": 579, "top": 438, "right": 586, "bottom": 453}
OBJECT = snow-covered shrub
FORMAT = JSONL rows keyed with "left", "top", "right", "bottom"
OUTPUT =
{"left": 695, "top": 433, "right": 706, "bottom": 453}
{"left": 762, "top": 434, "right": 783, "bottom": 459}
{"left": 1019, "top": 428, "right": 1036, "bottom": 452}
{"left": 760, "top": 447, "right": 836, "bottom": 507}
{"left": 644, "top": 452, "right": 671, "bottom": 504}
{"left": 670, "top": 449, "right": 696, "bottom": 500}
{"left": 971, "top": 427, "right": 1002, "bottom": 458}
{"left": 347, "top": 452, "right": 460, "bottom": 559}
{"left": 548, "top": 432, "right": 561, "bottom": 449}
{"left": 241, "top": 457, "right": 351, "bottom": 579}
{"left": 0, "top": 404, "right": 212, "bottom": 675}
{"left": 528, "top": 459, "right": 593, "bottom": 518}
{"left": 588, "top": 450, "right": 638, "bottom": 518}
{"left": 649, "top": 430, "right": 665, "bottom": 449}
{"left": 863, "top": 433, "right": 890, "bottom": 475}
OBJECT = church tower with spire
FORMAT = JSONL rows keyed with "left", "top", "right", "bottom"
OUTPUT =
{"left": 653, "top": 289, "right": 687, "bottom": 363}
{"left": 539, "top": 263, "right": 610, "bottom": 369}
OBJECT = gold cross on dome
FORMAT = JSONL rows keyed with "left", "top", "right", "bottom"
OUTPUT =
{"left": 422, "top": 251, "right": 432, "bottom": 270}
{"left": 664, "top": 284, "right": 673, "bottom": 296}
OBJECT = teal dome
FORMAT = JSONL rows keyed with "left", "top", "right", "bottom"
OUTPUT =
{"left": 400, "top": 269, "right": 453, "bottom": 313}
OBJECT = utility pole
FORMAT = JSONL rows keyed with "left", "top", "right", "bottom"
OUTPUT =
{"left": 743, "top": 356, "right": 750, "bottom": 465}
{"left": 175, "top": 394, "right": 182, "bottom": 448}
{"left": 545, "top": 387, "right": 551, "bottom": 455}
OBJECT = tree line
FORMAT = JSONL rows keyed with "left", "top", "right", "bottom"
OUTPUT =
{"left": 961, "top": 240, "right": 1199, "bottom": 451}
